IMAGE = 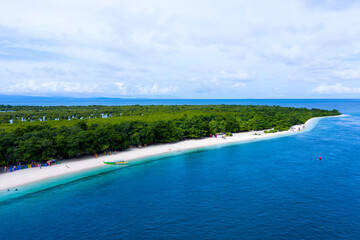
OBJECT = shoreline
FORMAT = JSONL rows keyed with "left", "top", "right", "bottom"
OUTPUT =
{"left": 0, "top": 115, "right": 347, "bottom": 192}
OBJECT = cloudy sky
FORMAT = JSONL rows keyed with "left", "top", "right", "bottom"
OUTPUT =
{"left": 1, "top": 0, "right": 360, "bottom": 98}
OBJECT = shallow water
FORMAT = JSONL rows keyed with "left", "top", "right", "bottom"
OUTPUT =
{"left": 0, "top": 99, "right": 359, "bottom": 239}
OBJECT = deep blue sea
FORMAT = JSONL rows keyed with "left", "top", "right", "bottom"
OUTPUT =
{"left": 0, "top": 98, "right": 360, "bottom": 240}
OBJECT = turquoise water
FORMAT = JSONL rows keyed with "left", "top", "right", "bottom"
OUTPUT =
{"left": 0, "top": 99, "right": 360, "bottom": 239}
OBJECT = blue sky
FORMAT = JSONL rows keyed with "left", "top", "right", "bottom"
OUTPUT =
{"left": 0, "top": 0, "right": 360, "bottom": 98}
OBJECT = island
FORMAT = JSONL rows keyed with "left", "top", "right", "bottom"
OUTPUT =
{"left": 0, "top": 104, "right": 341, "bottom": 191}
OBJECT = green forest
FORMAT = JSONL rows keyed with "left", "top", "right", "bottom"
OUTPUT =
{"left": 0, "top": 104, "right": 340, "bottom": 166}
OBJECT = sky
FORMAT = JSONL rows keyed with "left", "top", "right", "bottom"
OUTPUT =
{"left": 0, "top": 0, "right": 360, "bottom": 99}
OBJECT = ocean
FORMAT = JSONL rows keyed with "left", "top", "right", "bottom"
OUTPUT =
{"left": 0, "top": 95, "right": 359, "bottom": 111}
{"left": 0, "top": 98, "right": 359, "bottom": 239}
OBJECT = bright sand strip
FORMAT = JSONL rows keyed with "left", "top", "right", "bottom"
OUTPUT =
{"left": 0, "top": 115, "right": 347, "bottom": 191}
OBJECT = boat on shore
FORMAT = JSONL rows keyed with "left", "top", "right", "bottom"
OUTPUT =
{"left": 103, "top": 160, "right": 129, "bottom": 165}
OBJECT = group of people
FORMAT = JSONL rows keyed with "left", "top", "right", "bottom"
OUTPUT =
{"left": 3, "top": 163, "right": 37, "bottom": 173}
{"left": 2, "top": 160, "right": 61, "bottom": 173}
{"left": 95, "top": 150, "right": 117, "bottom": 158}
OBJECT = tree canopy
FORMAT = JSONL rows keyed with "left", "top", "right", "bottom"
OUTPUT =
{"left": 0, "top": 104, "right": 340, "bottom": 166}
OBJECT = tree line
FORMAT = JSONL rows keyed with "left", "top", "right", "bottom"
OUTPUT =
{"left": 0, "top": 105, "right": 340, "bottom": 166}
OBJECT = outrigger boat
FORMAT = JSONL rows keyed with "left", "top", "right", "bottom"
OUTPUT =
{"left": 103, "top": 160, "right": 128, "bottom": 165}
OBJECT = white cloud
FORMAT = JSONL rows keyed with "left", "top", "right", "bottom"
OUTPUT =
{"left": 7, "top": 81, "right": 100, "bottom": 94}
{"left": 269, "top": 44, "right": 303, "bottom": 63}
{"left": 114, "top": 82, "right": 127, "bottom": 94}
{"left": 210, "top": 70, "right": 250, "bottom": 89}
{"left": 333, "top": 70, "right": 360, "bottom": 80}
{"left": 1, "top": 0, "right": 360, "bottom": 97}
{"left": 312, "top": 83, "right": 360, "bottom": 94}
{"left": 137, "top": 83, "right": 178, "bottom": 95}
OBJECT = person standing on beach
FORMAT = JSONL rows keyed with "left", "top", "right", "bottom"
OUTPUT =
{"left": 4, "top": 166, "right": 7, "bottom": 172}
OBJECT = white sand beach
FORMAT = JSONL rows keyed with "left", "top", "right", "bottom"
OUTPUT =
{"left": 0, "top": 115, "right": 346, "bottom": 191}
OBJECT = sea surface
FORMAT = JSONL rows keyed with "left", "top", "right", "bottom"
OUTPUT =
{"left": 0, "top": 95, "right": 359, "bottom": 111}
{"left": 0, "top": 98, "right": 360, "bottom": 240}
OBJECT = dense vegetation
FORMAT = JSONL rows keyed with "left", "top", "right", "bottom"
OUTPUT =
{"left": 0, "top": 104, "right": 340, "bottom": 166}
